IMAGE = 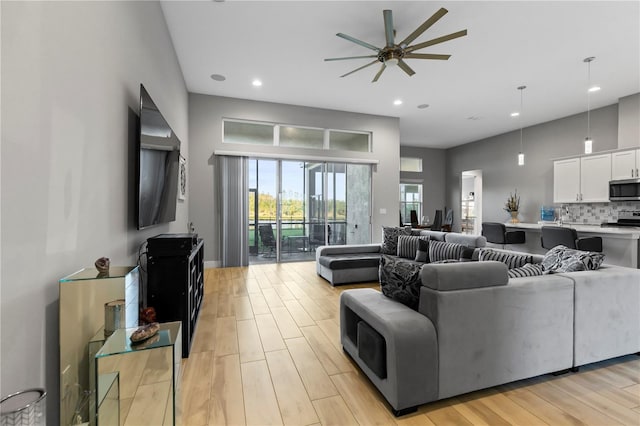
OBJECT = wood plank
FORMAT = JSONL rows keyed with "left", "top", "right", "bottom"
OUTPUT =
{"left": 499, "top": 383, "right": 584, "bottom": 426}
{"left": 330, "top": 372, "right": 395, "bottom": 425}
{"left": 233, "top": 295, "right": 254, "bottom": 320}
{"left": 285, "top": 337, "right": 338, "bottom": 400}
{"left": 526, "top": 377, "right": 624, "bottom": 425}
{"left": 296, "top": 296, "right": 332, "bottom": 321}
{"left": 214, "top": 316, "right": 238, "bottom": 357}
{"left": 181, "top": 351, "right": 213, "bottom": 426}
{"left": 455, "top": 393, "right": 511, "bottom": 426}
{"left": 199, "top": 291, "right": 219, "bottom": 317}
{"left": 236, "top": 319, "right": 265, "bottom": 363}
{"left": 254, "top": 313, "right": 287, "bottom": 352}
{"left": 462, "top": 389, "right": 548, "bottom": 425}
{"left": 315, "top": 318, "right": 342, "bottom": 352}
{"left": 217, "top": 293, "right": 235, "bottom": 317}
{"left": 265, "top": 350, "right": 319, "bottom": 426}
{"left": 241, "top": 360, "right": 283, "bottom": 426}
{"left": 300, "top": 325, "right": 353, "bottom": 375}
{"left": 209, "top": 354, "right": 246, "bottom": 426}
{"left": 270, "top": 306, "right": 303, "bottom": 339}
{"left": 422, "top": 399, "right": 475, "bottom": 426}
{"left": 262, "top": 288, "right": 285, "bottom": 309}
{"left": 311, "top": 395, "right": 359, "bottom": 426}
{"left": 124, "top": 381, "right": 171, "bottom": 426}
{"left": 245, "top": 277, "right": 261, "bottom": 294}
{"left": 248, "top": 292, "right": 271, "bottom": 315}
{"left": 568, "top": 371, "right": 640, "bottom": 409}
{"left": 283, "top": 299, "right": 315, "bottom": 327}
{"left": 190, "top": 314, "right": 216, "bottom": 353}
{"left": 272, "top": 284, "right": 296, "bottom": 301}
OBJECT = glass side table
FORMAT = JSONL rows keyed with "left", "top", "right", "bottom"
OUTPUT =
{"left": 95, "top": 322, "right": 182, "bottom": 426}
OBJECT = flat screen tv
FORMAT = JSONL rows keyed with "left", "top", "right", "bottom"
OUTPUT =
{"left": 137, "top": 84, "right": 181, "bottom": 229}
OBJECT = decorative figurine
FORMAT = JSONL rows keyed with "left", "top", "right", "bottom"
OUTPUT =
{"left": 94, "top": 257, "right": 110, "bottom": 274}
{"left": 130, "top": 322, "right": 160, "bottom": 343}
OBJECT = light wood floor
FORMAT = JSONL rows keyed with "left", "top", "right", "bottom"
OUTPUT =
{"left": 180, "top": 261, "right": 640, "bottom": 425}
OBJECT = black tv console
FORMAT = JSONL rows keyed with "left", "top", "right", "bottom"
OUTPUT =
{"left": 147, "top": 234, "right": 204, "bottom": 357}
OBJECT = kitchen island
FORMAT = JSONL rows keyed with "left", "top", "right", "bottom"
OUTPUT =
{"left": 500, "top": 222, "right": 640, "bottom": 268}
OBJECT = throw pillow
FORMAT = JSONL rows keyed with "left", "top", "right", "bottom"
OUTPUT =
{"left": 414, "top": 238, "right": 430, "bottom": 263}
{"left": 429, "top": 240, "right": 465, "bottom": 263}
{"left": 507, "top": 263, "right": 544, "bottom": 278}
{"left": 379, "top": 254, "right": 423, "bottom": 311}
{"left": 397, "top": 235, "right": 429, "bottom": 260}
{"left": 478, "top": 248, "right": 532, "bottom": 269}
{"left": 541, "top": 245, "right": 605, "bottom": 273}
{"left": 381, "top": 226, "right": 411, "bottom": 255}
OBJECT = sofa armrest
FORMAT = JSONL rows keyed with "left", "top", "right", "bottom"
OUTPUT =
{"left": 420, "top": 260, "right": 508, "bottom": 291}
{"left": 315, "top": 243, "right": 382, "bottom": 260}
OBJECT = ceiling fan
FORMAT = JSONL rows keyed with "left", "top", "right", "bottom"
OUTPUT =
{"left": 324, "top": 8, "right": 467, "bottom": 82}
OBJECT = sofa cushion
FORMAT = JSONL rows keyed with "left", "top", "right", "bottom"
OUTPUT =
{"left": 381, "top": 226, "right": 412, "bottom": 255}
{"left": 318, "top": 253, "right": 381, "bottom": 270}
{"left": 397, "top": 235, "right": 429, "bottom": 260}
{"left": 421, "top": 260, "right": 509, "bottom": 291}
{"left": 478, "top": 248, "right": 532, "bottom": 269}
{"left": 507, "top": 263, "right": 544, "bottom": 278}
{"left": 414, "top": 238, "right": 430, "bottom": 263}
{"left": 379, "top": 254, "right": 423, "bottom": 310}
{"left": 429, "top": 240, "right": 465, "bottom": 262}
{"left": 541, "top": 245, "right": 605, "bottom": 273}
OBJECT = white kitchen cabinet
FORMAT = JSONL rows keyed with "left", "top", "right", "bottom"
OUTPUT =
{"left": 554, "top": 157, "right": 581, "bottom": 203}
{"left": 611, "top": 149, "right": 640, "bottom": 180}
{"left": 580, "top": 153, "right": 611, "bottom": 202}
{"left": 553, "top": 153, "right": 611, "bottom": 203}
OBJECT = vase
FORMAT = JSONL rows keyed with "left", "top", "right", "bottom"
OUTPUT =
{"left": 510, "top": 211, "right": 520, "bottom": 223}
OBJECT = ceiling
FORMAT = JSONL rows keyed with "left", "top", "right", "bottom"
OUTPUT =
{"left": 160, "top": 1, "right": 640, "bottom": 149}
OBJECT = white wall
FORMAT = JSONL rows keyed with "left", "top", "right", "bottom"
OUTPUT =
{"left": 188, "top": 94, "right": 400, "bottom": 263}
{"left": 1, "top": 1, "right": 188, "bottom": 420}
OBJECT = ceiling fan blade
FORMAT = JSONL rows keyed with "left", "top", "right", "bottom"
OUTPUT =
{"left": 403, "top": 53, "right": 451, "bottom": 60}
{"left": 399, "top": 7, "right": 448, "bottom": 47}
{"left": 406, "top": 29, "right": 468, "bottom": 52}
{"left": 336, "top": 33, "right": 380, "bottom": 52}
{"left": 372, "top": 64, "right": 386, "bottom": 82}
{"left": 383, "top": 10, "right": 395, "bottom": 47}
{"left": 397, "top": 60, "right": 416, "bottom": 77}
{"left": 340, "top": 59, "right": 380, "bottom": 78}
{"left": 324, "top": 55, "right": 378, "bottom": 62}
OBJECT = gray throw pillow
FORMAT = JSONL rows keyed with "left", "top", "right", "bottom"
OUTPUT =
{"left": 414, "top": 238, "right": 430, "bottom": 263}
{"left": 541, "top": 245, "right": 605, "bottom": 273}
{"left": 478, "top": 248, "right": 532, "bottom": 269}
{"left": 508, "top": 263, "right": 544, "bottom": 278}
{"left": 429, "top": 240, "right": 465, "bottom": 262}
{"left": 378, "top": 254, "right": 423, "bottom": 310}
{"left": 381, "top": 226, "right": 411, "bottom": 255}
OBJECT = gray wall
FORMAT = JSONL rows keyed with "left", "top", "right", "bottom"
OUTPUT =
{"left": 400, "top": 146, "right": 447, "bottom": 219}
{"left": 445, "top": 104, "right": 619, "bottom": 230}
{"left": 618, "top": 93, "right": 640, "bottom": 149}
{"left": 189, "top": 94, "right": 400, "bottom": 263}
{"left": 1, "top": 1, "right": 188, "bottom": 420}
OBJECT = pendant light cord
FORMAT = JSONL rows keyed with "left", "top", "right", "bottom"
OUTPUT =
{"left": 587, "top": 60, "right": 591, "bottom": 139}
{"left": 519, "top": 87, "right": 524, "bottom": 153}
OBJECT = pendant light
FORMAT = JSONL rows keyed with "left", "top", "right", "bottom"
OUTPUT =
{"left": 517, "top": 85, "right": 526, "bottom": 166}
{"left": 583, "top": 57, "right": 595, "bottom": 154}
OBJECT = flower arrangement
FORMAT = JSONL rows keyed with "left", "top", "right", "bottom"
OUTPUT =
{"left": 504, "top": 190, "right": 520, "bottom": 212}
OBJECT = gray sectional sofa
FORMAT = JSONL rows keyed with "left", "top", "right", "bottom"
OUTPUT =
{"left": 340, "top": 251, "right": 640, "bottom": 416}
{"left": 316, "top": 229, "right": 487, "bottom": 285}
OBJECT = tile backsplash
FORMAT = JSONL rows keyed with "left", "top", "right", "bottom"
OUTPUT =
{"left": 561, "top": 202, "right": 640, "bottom": 224}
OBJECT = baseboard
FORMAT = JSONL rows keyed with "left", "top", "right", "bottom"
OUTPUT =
{"left": 204, "top": 260, "right": 221, "bottom": 268}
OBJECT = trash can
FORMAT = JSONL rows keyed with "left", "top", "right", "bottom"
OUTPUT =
{"left": 0, "top": 388, "right": 46, "bottom": 426}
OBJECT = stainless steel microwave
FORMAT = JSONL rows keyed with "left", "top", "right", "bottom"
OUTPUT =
{"left": 609, "top": 178, "right": 640, "bottom": 201}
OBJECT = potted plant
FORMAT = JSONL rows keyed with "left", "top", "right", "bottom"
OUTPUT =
{"left": 504, "top": 190, "right": 521, "bottom": 223}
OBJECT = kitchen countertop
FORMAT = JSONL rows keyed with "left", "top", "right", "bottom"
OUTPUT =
{"left": 505, "top": 222, "right": 640, "bottom": 238}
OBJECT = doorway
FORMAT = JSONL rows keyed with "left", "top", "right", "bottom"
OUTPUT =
{"left": 461, "top": 170, "right": 482, "bottom": 234}
{"left": 248, "top": 158, "right": 371, "bottom": 264}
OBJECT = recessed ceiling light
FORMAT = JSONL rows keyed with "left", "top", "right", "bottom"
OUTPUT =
{"left": 510, "top": 112, "right": 520, "bottom": 117}
{"left": 417, "top": 104, "right": 429, "bottom": 109}
{"left": 588, "top": 86, "right": 601, "bottom": 92}
{"left": 252, "top": 79, "right": 263, "bottom": 87}
{"left": 393, "top": 99, "right": 403, "bottom": 106}
{"left": 210, "top": 74, "right": 226, "bottom": 81}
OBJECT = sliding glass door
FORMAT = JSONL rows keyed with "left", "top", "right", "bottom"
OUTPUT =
{"left": 248, "top": 159, "right": 371, "bottom": 264}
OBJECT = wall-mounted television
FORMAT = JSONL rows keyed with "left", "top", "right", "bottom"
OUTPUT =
{"left": 137, "top": 84, "right": 181, "bottom": 229}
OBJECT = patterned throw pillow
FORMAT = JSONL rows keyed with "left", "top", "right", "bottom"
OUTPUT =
{"left": 428, "top": 240, "right": 465, "bottom": 262}
{"left": 478, "top": 248, "right": 532, "bottom": 269}
{"left": 381, "top": 226, "right": 411, "bottom": 255}
{"left": 541, "top": 245, "right": 605, "bottom": 273}
{"left": 414, "top": 238, "right": 430, "bottom": 263}
{"left": 379, "top": 254, "right": 423, "bottom": 310}
{"left": 397, "top": 235, "right": 429, "bottom": 260}
{"left": 508, "top": 263, "right": 544, "bottom": 278}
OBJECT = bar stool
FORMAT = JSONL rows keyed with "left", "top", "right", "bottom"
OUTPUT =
{"left": 481, "top": 222, "right": 526, "bottom": 249}
{"left": 540, "top": 226, "right": 602, "bottom": 252}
